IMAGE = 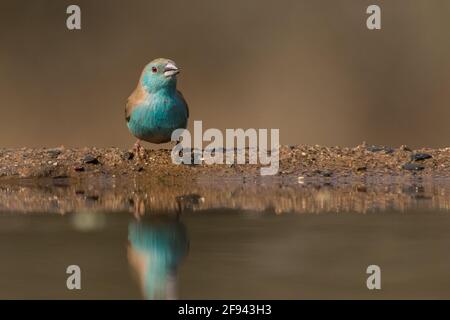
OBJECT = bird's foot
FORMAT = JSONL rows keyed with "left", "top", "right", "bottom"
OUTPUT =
{"left": 133, "top": 140, "right": 146, "bottom": 159}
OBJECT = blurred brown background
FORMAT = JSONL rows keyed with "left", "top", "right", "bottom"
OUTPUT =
{"left": 0, "top": 0, "right": 449, "bottom": 149}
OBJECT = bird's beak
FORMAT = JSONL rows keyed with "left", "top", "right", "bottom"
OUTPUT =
{"left": 164, "top": 63, "right": 180, "bottom": 77}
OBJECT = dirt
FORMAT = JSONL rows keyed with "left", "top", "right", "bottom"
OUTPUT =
{"left": 0, "top": 143, "right": 449, "bottom": 181}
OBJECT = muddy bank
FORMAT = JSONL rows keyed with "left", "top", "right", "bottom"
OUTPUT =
{"left": 0, "top": 143, "right": 449, "bottom": 214}
{"left": 0, "top": 144, "right": 449, "bottom": 180}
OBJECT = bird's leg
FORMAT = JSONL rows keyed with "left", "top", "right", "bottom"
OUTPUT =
{"left": 133, "top": 140, "right": 146, "bottom": 159}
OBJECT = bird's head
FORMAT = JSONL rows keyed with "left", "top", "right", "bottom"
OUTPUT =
{"left": 140, "top": 58, "right": 180, "bottom": 93}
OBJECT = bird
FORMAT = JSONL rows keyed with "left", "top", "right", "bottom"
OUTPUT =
{"left": 126, "top": 58, "right": 189, "bottom": 157}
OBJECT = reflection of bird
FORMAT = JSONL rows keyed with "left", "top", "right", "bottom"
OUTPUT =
{"left": 128, "top": 216, "right": 189, "bottom": 300}
{"left": 126, "top": 58, "right": 189, "bottom": 156}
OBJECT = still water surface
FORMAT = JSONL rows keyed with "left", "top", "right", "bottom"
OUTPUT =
{"left": 1, "top": 178, "right": 450, "bottom": 299}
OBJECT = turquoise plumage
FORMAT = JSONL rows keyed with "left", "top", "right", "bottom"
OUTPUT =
{"left": 126, "top": 58, "right": 189, "bottom": 153}
{"left": 128, "top": 218, "right": 189, "bottom": 299}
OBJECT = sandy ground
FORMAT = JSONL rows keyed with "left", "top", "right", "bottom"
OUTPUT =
{"left": 0, "top": 143, "right": 449, "bottom": 180}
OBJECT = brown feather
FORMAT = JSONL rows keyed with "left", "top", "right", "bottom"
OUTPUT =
{"left": 125, "top": 83, "right": 147, "bottom": 122}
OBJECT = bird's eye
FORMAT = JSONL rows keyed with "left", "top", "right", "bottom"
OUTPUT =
{"left": 151, "top": 67, "right": 157, "bottom": 73}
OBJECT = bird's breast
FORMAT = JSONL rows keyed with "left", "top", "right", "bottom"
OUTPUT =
{"left": 127, "top": 94, "right": 188, "bottom": 143}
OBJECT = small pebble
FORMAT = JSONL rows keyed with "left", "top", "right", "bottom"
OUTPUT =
{"left": 367, "top": 145, "right": 394, "bottom": 154}
{"left": 83, "top": 155, "right": 100, "bottom": 165}
{"left": 400, "top": 145, "right": 412, "bottom": 152}
{"left": 122, "top": 151, "right": 134, "bottom": 161}
{"left": 47, "top": 149, "right": 62, "bottom": 158}
{"left": 402, "top": 163, "right": 425, "bottom": 171}
{"left": 411, "top": 153, "right": 432, "bottom": 161}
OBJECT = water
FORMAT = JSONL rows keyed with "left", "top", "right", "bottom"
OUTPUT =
{"left": 1, "top": 177, "right": 450, "bottom": 299}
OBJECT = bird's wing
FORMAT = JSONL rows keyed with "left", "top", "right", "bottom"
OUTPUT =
{"left": 177, "top": 90, "right": 189, "bottom": 118}
{"left": 125, "top": 84, "right": 147, "bottom": 122}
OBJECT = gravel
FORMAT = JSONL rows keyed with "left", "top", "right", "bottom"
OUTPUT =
{"left": 0, "top": 143, "right": 447, "bottom": 180}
